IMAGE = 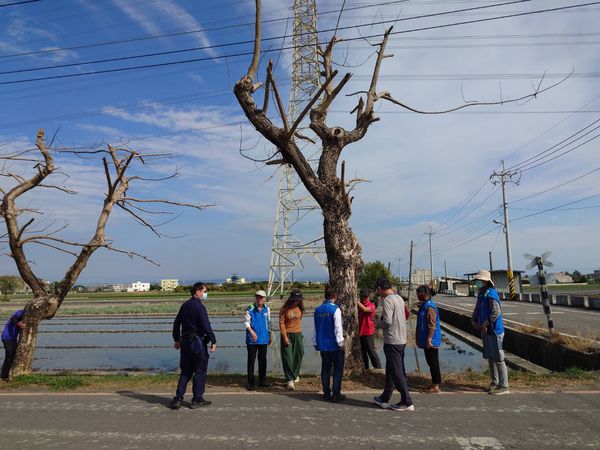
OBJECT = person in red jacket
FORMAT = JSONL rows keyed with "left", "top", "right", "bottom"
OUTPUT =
{"left": 356, "top": 288, "right": 382, "bottom": 369}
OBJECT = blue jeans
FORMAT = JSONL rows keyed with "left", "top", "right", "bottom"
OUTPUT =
{"left": 320, "top": 349, "right": 344, "bottom": 397}
{"left": 175, "top": 338, "right": 209, "bottom": 401}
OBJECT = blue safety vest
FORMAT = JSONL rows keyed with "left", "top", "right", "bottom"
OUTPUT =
{"left": 416, "top": 300, "right": 442, "bottom": 348}
{"left": 314, "top": 300, "right": 339, "bottom": 351}
{"left": 245, "top": 304, "right": 271, "bottom": 345}
{"left": 476, "top": 287, "right": 504, "bottom": 335}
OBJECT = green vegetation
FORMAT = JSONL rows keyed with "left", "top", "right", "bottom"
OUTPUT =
{"left": 357, "top": 261, "right": 398, "bottom": 290}
{"left": 10, "top": 374, "right": 88, "bottom": 390}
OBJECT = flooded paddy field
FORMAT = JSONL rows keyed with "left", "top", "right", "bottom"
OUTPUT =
{"left": 32, "top": 316, "right": 486, "bottom": 373}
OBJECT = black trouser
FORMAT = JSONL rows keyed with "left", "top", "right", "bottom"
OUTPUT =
{"left": 359, "top": 335, "right": 381, "bottom": 369}
{"left": 175, "top": 339, "right": 209, "bottom": 401}
{"left": 320, "top": 349, "right": 344, "bottom": 397}
{"left": 381, "top": 343, "right": 413, "bottom": 406}
{"left": 1, "top": 339, "right": 17, "bottom": 379}
{"left": 247, "top": 344, "right": 268, "bottom": 386}
{"left": 424, "top": 347, "right": 442, "bottom": 385}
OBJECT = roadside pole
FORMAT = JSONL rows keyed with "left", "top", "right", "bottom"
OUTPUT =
{"left": 407, "top": 240, "right": 420, "bottom": 373}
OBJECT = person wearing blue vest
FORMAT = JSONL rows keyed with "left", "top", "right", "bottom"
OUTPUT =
{"left": 244, "top": 290, "right": 272, "bottom": 390}
{"left": 416, "top": 285, "right": 442, "bottom": 393}
{"left": 471, "top": 269, "right": 509, "bottom": 395}
{"left": 2, "top": 309, "right": 26, "bottom": 381}
{"left": 313, "top": 286, "right": 345, "bottom": 402}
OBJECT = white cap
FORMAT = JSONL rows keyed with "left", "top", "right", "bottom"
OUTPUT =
{"left": 255, "top": 290, "right": 267, "bottom": 298}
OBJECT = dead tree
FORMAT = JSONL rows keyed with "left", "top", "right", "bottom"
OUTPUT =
{"left": 234, "top": 0, "right": 567, "bottom": 373}
{"left": 0, "top": 129, "right": 211, "bottom": 377}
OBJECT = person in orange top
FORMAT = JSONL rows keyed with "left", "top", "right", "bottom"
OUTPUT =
{"left": 279, "top": 289, "right": 305, "bottom": 390}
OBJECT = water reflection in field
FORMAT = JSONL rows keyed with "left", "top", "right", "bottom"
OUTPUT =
{"left": 33, "top": 316, "right": 485, "bottom": 373}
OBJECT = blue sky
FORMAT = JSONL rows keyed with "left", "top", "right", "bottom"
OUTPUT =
{"left": 0, "top": 0, "right": 599, "bottom": 284}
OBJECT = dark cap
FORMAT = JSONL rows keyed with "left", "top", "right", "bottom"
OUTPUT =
{"left": 359, "top": 287, "right": 370, "bottom": 298}
{"left": 287, "top": 288, "right": 304, "bottom": 301}
{"left": 375, "top": 277, "right": 391, "bottom": 290}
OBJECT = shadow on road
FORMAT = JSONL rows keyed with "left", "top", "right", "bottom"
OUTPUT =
{"left": 117, "top": 390, "right": 172, "bottom": 409}
{"left": 280, "top": 392, "right": 378, "bottom": 409}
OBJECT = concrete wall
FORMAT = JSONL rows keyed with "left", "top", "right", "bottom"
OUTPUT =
{"left": 500, "top": 291, "right": 600, "bottom": 311}
{"left": 438, "top": 307, "right": 600, "bottom": 371}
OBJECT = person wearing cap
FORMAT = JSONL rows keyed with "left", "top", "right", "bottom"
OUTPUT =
{"left": 244, "top": 290, "right": 272, "bottom": 390}
{"left": 356, "top": 287, "right": 381, "bottom": 370}
{"left": 2, "top": 309, "right": 26, "bottom": 381}
{"left": 373, "top": 277, "right": 414, "bottom": 412}
{"left": 170, "top": 282, "right": 217, "bottom": 410}
{"left": 415, "top": 285, "right": 442, "bottom": 393}
{"left": 279, "top": 288, "right": 305, "bottom": 390}
{"left": 314, "top": 286, "right": 345, "bottom": 402}
{"left": 471, "top": 269, "right": 509, "bottom": 395}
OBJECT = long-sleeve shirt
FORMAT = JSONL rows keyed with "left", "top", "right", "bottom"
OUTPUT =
{"left": 312, "top": 302, "right": 344, "bottom": 348}
{"left": 378, "top": 293, "right": 407, "bottom": 345}
{"left": 279, "top": 306, "right": 302, "bottom": 341}
{"left": 1, "top": 310, "right": 24, "bottom": 341}
{"left": 173, "top": 296, "right": 216, "bottom": 345}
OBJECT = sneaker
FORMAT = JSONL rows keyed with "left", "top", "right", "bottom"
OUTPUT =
{"left": 485, "top": 383, "right": 497, "bottom": 392}
{"left": 170, "top": 397, "right": 183, "bottom": 410}
{"left": 294, "top": 377, "right": 300, "bottom": 383}
{"left": 332, "top": 394, "right": 346, "bottom": 403}
{"left": 286, "top": 381, "right": 295, "bottom": 390}
{"left": 190, "top": 399, "right": 212, "bottom": 408}
{"left": 390, "top": 402, "right": 415, "bottom": 412}
{"left": 489, "top": 386, "right": 510, "bottom": 396}
{"left": 373, "top": 396, "right": 389, "bottom": 409}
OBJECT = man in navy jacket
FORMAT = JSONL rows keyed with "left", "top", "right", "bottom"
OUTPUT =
{"left": 2, "top": 309, "right": 25, "bottom": 380}
{"left": 171, "top": 282, "right": 217, "bottom": 409}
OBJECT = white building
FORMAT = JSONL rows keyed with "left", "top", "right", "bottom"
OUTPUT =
{"left": 546, "top": 272, "right": 573, "bottom": 284}
{"left": 127, "top": 281, "right": 150, "bottom": 292}
{"left": 410, "top": 269, "right": 432, "bottom": 286}
{"left": 226, "top": 274, "right": 247, "bottom": 284}
{"left": 111, "top": 284, "right": 126, "bottom": 292}
{"left": 161, "top": 279, "right": 179, "bottom": 291}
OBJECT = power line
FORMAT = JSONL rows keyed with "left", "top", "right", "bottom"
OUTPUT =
{"left": 511, "top": 192, "right": 600, "bottom": 221}
{"left": 0, "top": 0, "right": 41, "bottom": 7}
{"left": 3, "top": 0, "right": 596, "bottom": 86}
{"left": 512, "top": 166, "right": 600, "bottom": 203}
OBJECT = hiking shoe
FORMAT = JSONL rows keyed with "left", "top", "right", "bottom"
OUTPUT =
{"left": 373, "top": 396, "right": 389, "bottom": 409}
{"left": 485, "top": 383, "right": 497, "bottom": 392}
{"left": 489, "top": 386, "right": 510, "bottom": 396}
{"left": 332, "top": 394, "right": 346, "bottom": 403}
{"left": 390, "top": 402, "right": 415, "bottom": 412}
{"left": 190, "top": 399, "right": 211, "bottom": 408}
{"left": 286, "top": 381, "right": 295, "bottom": 390}
{"left": 170, "top": 397, "right": 183, "bottom": 410}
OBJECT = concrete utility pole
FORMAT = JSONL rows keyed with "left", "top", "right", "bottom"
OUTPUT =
{"left": 491, "top": 161, "right": 518, "bottom": 302}
{"left": 489, "top": 251, "right": 493, "bottom": 272}
{"left": 444, "top": 259, "right": 448, "bottom": 290}
{"left": 425, "top": 227, "right": 435, "bottom": 288}
{"left": 406, "top": 240, "right": 420, "bottom": 372}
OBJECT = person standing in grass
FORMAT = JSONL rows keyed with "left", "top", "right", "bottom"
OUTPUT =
{"left": 171, "top": 282, "right": 217, "bottom": 409}
{"left": 356, "top": 288, "right": 382, "bottom": 370}
{"left": 244, "top": 290, "right": 272, "bottom": 390}
{"left": 314, "top": 286, "right": 345, "bottom": 402}
{"left": 471, "top": 269, "right": 509, "bottom": 395}
{"left": 279, "top": 288, "right": 305, "bottom": 390}
{"left": 1, "top": 309, "right": 25, "bottom": 381}
{"left": 415, "top": 285, "right": 442, "bottom": 393}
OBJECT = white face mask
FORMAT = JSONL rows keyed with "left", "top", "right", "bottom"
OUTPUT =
{"left": 202, "top": 292, "right": 208, "bottom": 300}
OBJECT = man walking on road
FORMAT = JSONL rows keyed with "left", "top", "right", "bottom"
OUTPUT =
{"left": 373, "top": 277, "right": 414, "bottom": 412}
{"left": 313, "top": 286, "right": 345, "bottom": 402}
{"left": 244, "top": 290, "right": 272, "bottom": 390}
{"left": 171, "top": 282, "right": 217, "bottom": 409}
{"left": 471, "top": 269, "right": 509, "bottom": 395}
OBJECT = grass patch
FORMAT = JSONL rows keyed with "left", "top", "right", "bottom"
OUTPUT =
{"left": 10, "top": 374, "right": 88, "bottom": 390}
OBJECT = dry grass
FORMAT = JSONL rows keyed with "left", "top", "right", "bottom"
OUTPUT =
{"left": 515, "top": 320, "right": 599, "bottom": 354}
{"left": 515, "top": 320, "right": 546, "bottom": 335}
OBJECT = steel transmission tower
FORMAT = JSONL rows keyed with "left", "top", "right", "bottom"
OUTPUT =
{"left": 267, "top": 0, "right": 327, "bottom": 299}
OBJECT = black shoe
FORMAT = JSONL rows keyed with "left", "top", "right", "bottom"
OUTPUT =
{"left": 332, "top": 394, "right": 346, "bottom": 403}
{"left": 170, "top": 397, "right": 183, "bottom": 410}
{"left": 322, "top": 394, "right": 332, "bottom": 402}
{"left": 258, "top": 382, "right": 272, "bottom": 388}
{"left": 247, "top": 384, "right": 256, "bottom": 391}
{"left": 190, "top": 399, "right": 211, "bottom": 409}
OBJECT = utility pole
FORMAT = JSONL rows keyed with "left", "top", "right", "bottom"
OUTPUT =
{"left": 491, "top": 161, "right": 518, "bottom": 302}
{"left": 425, "top": 227, "right": 435, "bottom": 288}
{"left": 489, "top": 251, "right": 493, "bottom": 272}
{"left": 444, "top": 259, "right": 448, "bottom": 292}
{"left": 407, "top": 240, "right": 420, "bottom": 372}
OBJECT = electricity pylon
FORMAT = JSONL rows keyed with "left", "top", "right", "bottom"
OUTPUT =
{"left": 267, "top": 0, "right": 327, "bottom": 299}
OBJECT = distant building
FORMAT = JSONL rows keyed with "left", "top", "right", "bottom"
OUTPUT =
{"left": 127, "top": 281, "right": 150, "bottom": 292}
{"left": 464, "top": 270, "right": 523, "bottom": 295}
{"left": 110, "top": 284, "right": 126, "bottom": 292}
{"left": 226, "top": 274, "right": 247, "bottom": 284}
{"left": 161, "top": 279, "right": 179, "bottom": 291}
{"left": 594, "top": 270, "right": 600, "bottom": 284}
{"left": 410, "top": 269, "right": 432, "bottom": 286}
{"left": 546, "top": 272, "right": 573, "bottom": 284}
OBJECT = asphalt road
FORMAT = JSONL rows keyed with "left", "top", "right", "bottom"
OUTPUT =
{"left": 0, "top": 391, "right": 598, "bottom": 449}
{"left": 435, "top": 294, "right": 600, "bottom": 341}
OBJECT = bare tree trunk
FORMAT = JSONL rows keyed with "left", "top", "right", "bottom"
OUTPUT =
{"left": 322, "top": 201, "right": 363, "bottom": 374}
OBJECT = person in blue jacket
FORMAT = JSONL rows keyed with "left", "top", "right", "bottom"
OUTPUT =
{"left": 313, "top": 286, "right": 345, "bottom": 403}
{"left": 415, "top": 285, "right": 442, "bottom": 393}
{"left": 171, "top": 282, "right": 217, "bottom": 409}
{"left": 2, "top": 309, "right": 26, "bottom": 381}
{"left": 471, "top": 269, "right": 509, "bottom": 395}
{"left": 244, "top": 290, "right": 272, "bottom": 390}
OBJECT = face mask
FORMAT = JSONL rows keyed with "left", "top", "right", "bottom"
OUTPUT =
{"left": 475, "top": 280, "right": 484, "bottom": 290}
{"left": 202, "top": 292, "right": 208, "bottom": 300}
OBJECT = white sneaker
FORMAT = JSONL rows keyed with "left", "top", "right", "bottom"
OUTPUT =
{"left": 390, "top": 402, "right": 415, "bottom": 412}
{"left": 489, "top": 386, "right": 510, "bottom": 396}
{"left": 373, "top": 396, "right": 389, "bottom": 409}
{"left": 294, "top": 377, "right": 300, "bottom": 383}
{"left": 286, "top": 381, "right": 295, "bottom": 390}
